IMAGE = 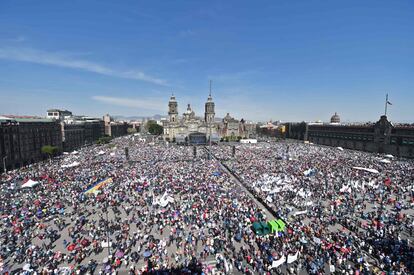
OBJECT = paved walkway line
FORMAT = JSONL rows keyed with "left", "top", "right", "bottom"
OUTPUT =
{"left": 205, "top": 147, "right": 276, "bottom": 220}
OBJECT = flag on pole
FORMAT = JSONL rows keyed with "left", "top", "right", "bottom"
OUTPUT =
{"left": 386, "top": 94, "right": 392, "bottom": 105}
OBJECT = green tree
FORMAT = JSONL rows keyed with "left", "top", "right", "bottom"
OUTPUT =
{"left": 127, "top": 127, "right": 137, "bottom": 134}
{"left": 96, "top": 135, "right": 112, "bottom": 145}
{"left": 41, "top": 145, "right": 59, "bottom": 160}
{"left": 146, "top": 120, "right": 163, "bottom": 135}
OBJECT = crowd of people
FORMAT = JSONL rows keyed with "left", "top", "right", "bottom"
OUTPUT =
{"left": 213, "top": 141, "right": 414, "bottom": 273}
{"left": 0, "top": 135, "right": 413, "bottom": 274}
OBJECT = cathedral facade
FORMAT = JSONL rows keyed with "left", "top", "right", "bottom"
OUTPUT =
{"left": 163, "top": 93, "right": 219, "bottom": 142}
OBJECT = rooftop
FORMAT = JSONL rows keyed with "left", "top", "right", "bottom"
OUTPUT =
{"left": 0, "top": 115, "right": 55, "bottom": 123}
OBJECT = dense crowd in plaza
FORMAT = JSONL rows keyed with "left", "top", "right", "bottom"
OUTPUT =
{"left": 0, "top": 136, "right": 413, "bottom": 274}
{"left": 214, "top": 142, "right": 414, "bottom": 273}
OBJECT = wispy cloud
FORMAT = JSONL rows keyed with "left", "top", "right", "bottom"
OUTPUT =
{"left": 0, "top": 47, "right": 167, "bottom": 85}
{"left": 178, "top": 29, "right": 195, "bottom": 37}
{"left": 92, "top": 95, "right": 166, "bottom": 112}
{"left": 208, "top": 70, "right": 262, "bottom": 83}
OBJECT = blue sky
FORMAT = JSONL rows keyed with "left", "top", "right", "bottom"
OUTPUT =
{"left": 0, "top": 0, "right": 413, "bottom": 122}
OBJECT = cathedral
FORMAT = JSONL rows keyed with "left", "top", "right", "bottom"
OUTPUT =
{"left": 163, "top": 93, "right": 219, "bottom": 142}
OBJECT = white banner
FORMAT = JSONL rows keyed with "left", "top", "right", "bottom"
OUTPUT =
{"left": 272, "top": 255, "right": 286, "bottom": 268}
{"left": 287, "top": 251, "right": 299, "bottom": 264}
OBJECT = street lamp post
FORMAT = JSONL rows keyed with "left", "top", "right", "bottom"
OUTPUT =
{"left": 209, "top": 122, "right": 212, "bottom": 160}
{"left": 377, "top": 183, "right": 384, "bottom": 231}
{"left": 2, "top": 156, "right": 7, "bottom": 174}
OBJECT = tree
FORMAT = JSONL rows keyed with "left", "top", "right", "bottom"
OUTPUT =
{"left": 127, "top": 127, "right": 137, "bottom": 134}
{"left": 146, "top": 120, "right": 163, "bottom": 135}
{"left": 41, "top": 145, "right": 59, "bottom": 160}
{"left": 96, "top": 135, "right": 112, "bottom": 145}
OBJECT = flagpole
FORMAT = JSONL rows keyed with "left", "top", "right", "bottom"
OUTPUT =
{"left": 384, "top": 93, "right": 388, "bottom": 116}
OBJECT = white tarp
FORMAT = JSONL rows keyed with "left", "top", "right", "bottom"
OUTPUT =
{"left": 340, "top": 185, "right": 352, "bottom": 193}
{"left": 71, "top": 150, "right": 78, "bottom": 155}
{"left": 303, "top": 168, "right": 316, "bottom": 176}
{"left": 384, "top": 154, "right": 394, "bottom": 159}
{"left": 269, "top": 187, "right": 282, "bottom": 194}
{"left": 240, "top": 139, "right": 257, "bottom": 144}
{"left": 337, "top": 147, "right": 344, "bottom": 151}
{"left": 378, "top": 159, "right": 391, "bottom": 164}
{"left": 261, "top": 185, "right": 271, "bottom": 192}
{"left": 352, "top": 167, "right": 379, "bottom": 174}
{"left": 272, "top": 255, "right": 286, "bottom": 268}
{"left": 101, "top": 241, "right": 112, "bottom": 248}
{"left": 97, "top": 150, "right": 105, "bottom": 155}
{"left": 293, "top": 210, "right": 307, "bottom": 216}
{"left": 21, "top": 179, "right": 39, "bottom": 188}
{"left": 23, "top": 263, "right": 32, "bottom": 271}
{"left": 61, "top": 161, "right": 80, "bottom": 168}
{"left": 287, "top": 251, "right": 299, "bottom": 264}
{"left": 155, "top": 192, "right": 174, "bottom": 207}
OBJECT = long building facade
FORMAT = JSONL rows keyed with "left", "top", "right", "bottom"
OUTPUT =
{"left": 286, "top": 115, "right": 414, "bottom": 158}
{"left": 0, "top": 116, "right": 62, "bottom": 172}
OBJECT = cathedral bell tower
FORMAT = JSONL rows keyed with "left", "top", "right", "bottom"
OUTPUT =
{"left": 205, "top": 81, "right": 215, "bottom": 124}
{"left": 168, "top": 93, "right": 178, "bottom": 123}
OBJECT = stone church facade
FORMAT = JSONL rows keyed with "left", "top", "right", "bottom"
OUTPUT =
{"left": 163, "top": 94, "right": 219, "bottom": 142}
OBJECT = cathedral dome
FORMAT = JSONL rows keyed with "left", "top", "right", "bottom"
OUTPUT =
{"left": 330, "top": 112, "right": 340, "bottom": 123}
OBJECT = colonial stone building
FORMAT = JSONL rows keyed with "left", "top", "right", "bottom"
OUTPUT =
{"left": 163, "top": 94, "right": 219, "bottom": 143}
{"left": 286, "top": 115, "right": 414, "bottom": 158}
{"left": 219, "top": 113, "right": 257, "bottom": 139}
{"left": 103, "top": 114, "right": 129, "bottom": 138}
{"left": 0, "top": 116, "right": 62, "bottom": 172}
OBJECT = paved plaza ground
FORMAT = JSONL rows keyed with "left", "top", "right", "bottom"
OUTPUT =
{"left": 1, "top": 136, "right": 413, "bottom": 274}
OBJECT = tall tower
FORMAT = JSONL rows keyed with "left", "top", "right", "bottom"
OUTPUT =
{"left": 168, "top": 93, "right": 178, "bottom": 123}
{"left": 205, "top": 81, "right": 215, "bottom": 124}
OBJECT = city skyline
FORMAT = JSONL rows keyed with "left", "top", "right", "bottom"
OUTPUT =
{"left": 0, "top": 1, "right": 413, "bottom": 122}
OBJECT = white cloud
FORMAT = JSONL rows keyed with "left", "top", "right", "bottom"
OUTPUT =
{"left": 92, "top": 95, "right": 166, "bottom": 112}
{"left": 178, "top": 29, "right": 195, "bottom": 37}
{"left": 0, "top": 47, "right": 167, "bottom": 85}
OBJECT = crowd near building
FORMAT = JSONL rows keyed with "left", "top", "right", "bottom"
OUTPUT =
{"left": 285, "top": 112, "right": 414, "bottom": 158}
{"left": 0, "top": 110, "right": 133, "bottom": 172}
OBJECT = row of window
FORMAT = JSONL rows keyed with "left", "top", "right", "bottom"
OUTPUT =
{"left": 309, "top": 132, "right": 374, "bottom": 141}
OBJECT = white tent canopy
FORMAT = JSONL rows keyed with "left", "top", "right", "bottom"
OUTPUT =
{"left": 21, "top": 179, "right": 39, "bottom": 188}
{"left": 240, "top": 139, "right": 257, "bottom": 144}
{"left": 61, "top": 161, "right": 80, "bottom": 168}
{"left": 352, "top": 167, "right": 379, "bottom": 174}
{"left": 155, "top": 192, "right": 174, "bottom": 207}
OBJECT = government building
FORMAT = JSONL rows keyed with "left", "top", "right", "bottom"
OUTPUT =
{"left": 285, "top": 113, "right": 414, "bottom": 158}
